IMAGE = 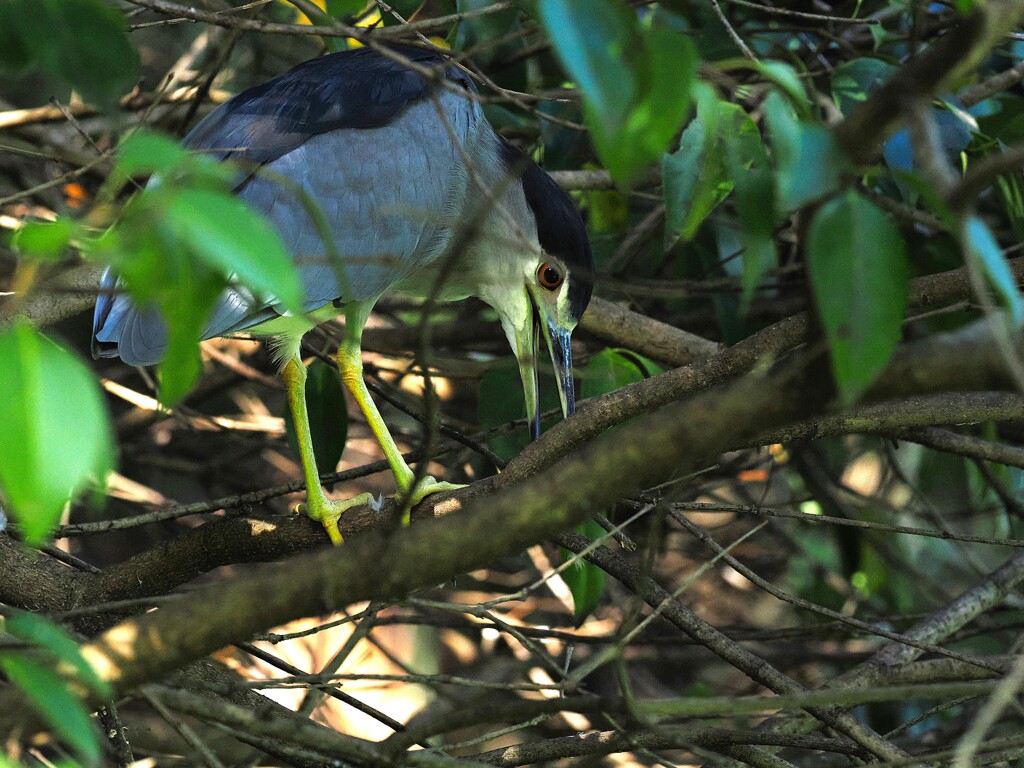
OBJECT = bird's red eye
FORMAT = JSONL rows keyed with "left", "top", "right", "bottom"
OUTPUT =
{"left": 537, "top": 263, "right": 563, "bottom": 290}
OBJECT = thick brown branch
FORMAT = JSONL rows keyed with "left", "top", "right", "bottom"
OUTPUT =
{"left": 833, "top": 1, "right": 1024, "bottom": 164}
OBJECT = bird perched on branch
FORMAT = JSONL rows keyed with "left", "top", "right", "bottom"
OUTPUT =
{"left": 93, "top": 45, "right": 593, "bottom": 544}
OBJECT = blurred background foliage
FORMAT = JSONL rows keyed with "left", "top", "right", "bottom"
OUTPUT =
{"left": 3, "top": 0, "right": 1024, "bottom": 766}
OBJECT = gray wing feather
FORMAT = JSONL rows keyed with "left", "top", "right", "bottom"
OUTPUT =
{"left": 93, "top": 283, "right": 168, "bottom": 366}
{"left": 92, "top": 48, "right": 481, "bottom": 365}
{"left": 234, "top": 90, "right": 472, "bottom": 315}
{"left": 183, "top": 46, "right": 439, "bottom": 166}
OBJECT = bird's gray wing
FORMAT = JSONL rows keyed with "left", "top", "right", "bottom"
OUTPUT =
{"left": 93, "top": 46, "right": 480, "bottom": 365}
{"left": 234, "top": 85, "right": 478, "bottom": 318}
{"left": 92, "top": 267, "right": 168, "bottom": 364}
{"left": 183, "top": 45, "right": 444, "bottom": 165}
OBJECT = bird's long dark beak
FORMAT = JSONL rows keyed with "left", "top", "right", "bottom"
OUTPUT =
{"left": 515, "top": 295, "right": 575, "bottom": 441}
{"left": 543, "top": 316, "right": 576, "bottom": 422}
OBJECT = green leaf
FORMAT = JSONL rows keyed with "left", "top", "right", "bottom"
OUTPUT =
{"left": 831, "top": 59, "right": 895, "bottom": 116}
{"left": 93, "top": 147, "right": 303, "bottom": 406}
{"left": 717, "top": 60, "right": 811, "bottom": 116}
{"left": 326, "top": 0, "right": 369, "bottom": 18}
{"left": 156, "top": 263, "right": 225, "bottom": 406}
{"left": 732, "top": 168, "right": 777, "bottom": 309}
{"left": 5, "top": 612, "right": 111, "bottom": 699}
{"left": 165, "top": 188, "right": 304, "bottom": 315}
{"left": 111, "top": 130, "right": 238, "bottom": 197}
{"left": 662, "top": 91, "right": 732, "bottom": 246}
{"left": 585, "top": 187, "right": 630, "bottom": 234}
{"left": 757, "top": 61, "right": 812, "bottom": 117}
{"left": 560, "top": 519, "right": 606, "bottom": 625}
{"left": 764, "top": 92, "right": 850, "bottom": 213}
{"left": 807, "top": 192, "right": 908, "bottom": 406}
{"left": 540, "top": 1, "right": 694, "bottom": 184}
{"left": 284, "top": 360, "right": 349, "bottom": 476}
{"left": 0, "top": 656, "right": 101, "bottom": 766}
{"left": 0, "top": 323, "right": 112, "bottom": 544}
{"left": 47, "top": 0, "right": 138, "bottom": 106}
{"left": 666, "top": 86, "right": 776, "bottom": 307}
{"left": 12, "top": 219, "right": 80, "bottom": 261}
{"left": 478, "top": 365, "right": 561, "bottom": 462}
{"left": 582, "top": 348, "right": 661, "bottom": 399}
{"left": 538, "top": 0, "right": 637, "bottom": 136}
{"left": 962, "top": 215, "right": 1024, "bottom": 325}
{"left": 721, "top": 113, "right": 777, "bottom": 309}
{"left": 624, "top": 23, "right": 696, "bottom": 175}
{"left": 3, "top": 0, "right": 138, "bottom": 107}
{"left": 114, "top": 130, "right": 189, "bottom": 181}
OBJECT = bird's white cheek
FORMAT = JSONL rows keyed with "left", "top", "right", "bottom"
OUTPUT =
{"left": 495, "top": 298, "right": 532, "bottom": 359}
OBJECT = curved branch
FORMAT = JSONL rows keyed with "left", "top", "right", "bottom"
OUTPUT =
{"left": 833, "top": 1, "right": 1024, "bottom": 164}
{"left": 2, "top": 318, "right": 1021, "bottom": 746}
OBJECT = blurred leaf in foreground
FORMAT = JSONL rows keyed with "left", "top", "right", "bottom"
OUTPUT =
{"left": 0, "top": 323, "right": 112, "bottom": 545}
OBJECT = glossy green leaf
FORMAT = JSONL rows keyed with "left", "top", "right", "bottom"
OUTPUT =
{"left": 0, "top": 323, "right": 112, "bottom": 544}
{"left": 733, "top": 169, "right": 777, "bottom": 309}
{"left": 721, "top": 112, "right": 777, "bottom": 308}
{"left": 326, "top": 0, "right": 367, "bottom": 17}
{"left": 12, "top": 219, "right": 79, "bottom": 261}
{"left": 716, "top": 95, "right": 776, "bottom": 308}
{"left": 49, "top": 0, "right": 138, "bottom": 106}
{"left": 831, "top": 58, "right": 895, "bottom": 116}
{"left": 92, "top": 207, "right": 228, "bottom": 406}
{"left": 663, "top": 94, "right": 731, "bottom": 246}
{"left": 764, "top": 92, "right": 850, "bottom": 212}
{"left": 284, "top": 360, "right": 349, "bottom": 476}
{"left": 560, "top": 519, "right": 606, "bottom": 626}
{"left": 478, "top": 365, "right": 561, "bottom": 462}
{"left": 582, "top": 348, "right": 662, "bottom": 399}
{"left": 538, "top": 0, "right": 637, "bottom": 136}
{"left": 112, "top": 130, "right": 238, "bottom": 196}
{"left": 667, "top": 86, "right": 776, "bottom": 306}
{"left": 963, "top": 215, "right": 1024, "bottom": 325}
{"left": 624, "top": 24, "right": 696, "bottom": 177}
{"left": 5, "top": 612, "right": 111, "bottom": 698}
{"left": 540, "top": 1, "right": 694, "bottom": 184}
{"left": 807, "top": 192, "right": 908, "bottom": 406}
{"left": 2, "top": 0, "right": 138, "bottom": 107}
{"left": 585, "top": 187, "right": 630, "bottom": 234}
{"left": 747, "top": 60, "right": 811, "bottom": 118}
{"left": 157, "top": 263, "right": 226, "bottom": 406}
{"left": 114, "top": 130, "right": 189, "bottom": 181}
{"left": 453, "top": 0, "right": 521, "bottom": 59}
{"left": 91, "top": 146, "right": 302, "bottom": 406}
{"left": 0, "top": 656, "right": 101, "bottom": 765}
{"left": 165, "top": 188, "right": 304, "bottom": 313}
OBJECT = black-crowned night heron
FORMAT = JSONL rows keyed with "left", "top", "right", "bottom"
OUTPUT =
{"left": 92, "top": 45, "right": 593, "bottom": 544}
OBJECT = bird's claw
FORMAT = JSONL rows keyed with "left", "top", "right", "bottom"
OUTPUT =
{"left": 297, "top": 491, "right": 375, "bottom": 546}
{"left": 297, "top": 478, "right": 463, "bottom": 543}
{"left": 396, "top": 476, "right": 466, "bottom": 524}
{"left": 406, "top": 476, "right": 465, "bottom": 507}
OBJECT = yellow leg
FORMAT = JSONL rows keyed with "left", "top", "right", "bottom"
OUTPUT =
{"left": 282, "top": 354, "right": 372, "bottom": 545}
{"left": 338, "top": 303, "right": 463, "bottom": 524}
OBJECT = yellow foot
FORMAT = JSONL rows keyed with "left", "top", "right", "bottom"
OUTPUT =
{"left": 398, "top": 476, "right": 466, "bottom": 525}
{"left": 297, "top": 492, "right": 375, "bottom": 546}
